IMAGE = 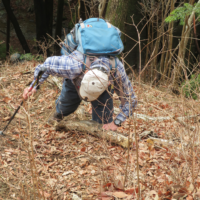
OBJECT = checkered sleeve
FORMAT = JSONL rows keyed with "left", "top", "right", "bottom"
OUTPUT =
{"left": 30, "top": 51, "right": 84, "bottom": 89}
{"left": 114, "top": 59, "right": 137, "bottom": 122}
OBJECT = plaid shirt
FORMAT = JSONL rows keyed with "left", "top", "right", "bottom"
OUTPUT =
{"left": 30, "top": 50, "right": 137, "bottom": 122}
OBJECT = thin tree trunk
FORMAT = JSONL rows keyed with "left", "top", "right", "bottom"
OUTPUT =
{"left": 45, "top": 0, "right": 53, "bottom": 36}
{"left": 78, "top": 0, "right": 80, "bottom": 21}
{"left": 98, "top": 0, "right": 107, "bottom": 18}
{"left": 145, "top": 23, "right": 150, "bottom": 66}
{"left": 160, "top": 0, "right": 175, "bottom": 82}
{"left": 2, "top": 0, "right": 30, "bottom": 53}
{"left": 6, "top": 0, "right": 10, "bottom": 57}
{"left": 151, "top": 0, "right": 170, "bottom": 84}
{"left": 159, "top": 0, "right": 165, "bottom": 75}
{"left": 34, "top": 0, "right": 47, "bottom": 54}
{"left": 167, "top": 0, "right": 175, "bottom": 80}
{"left": 193, "top": 16, "right": 200, "bottom": 62}
{"left": 54, "top": 0, "right": 64, "bottom": 55}
{"left": 152, "top": 15, "right": 159, "bottom": 81}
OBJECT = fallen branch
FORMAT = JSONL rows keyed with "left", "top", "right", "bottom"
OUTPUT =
{"left": 134, "top": 113, "right": 197, "bottom": 131}
{"left": 114, "top": 107, "right": 199, "bottom": 122}
{"left": 55, "top": 120, "right": 132, "bottom": 148}
{"left": 115, "top": 107, "right": 198, "bottom": 131}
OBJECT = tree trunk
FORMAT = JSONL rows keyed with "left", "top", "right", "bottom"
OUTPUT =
{"left": 54, "top": 0, "right": 64, "bottom": 55}
{"left": 45, "top": 0, "right": 53, "bottom": 36}
{"left": 6, "top": 0, "right": 10, "bottom": 57}
{"left": 34, "top": 0, "right": 47, "bottom": 54}
{"left": 2, "top": 0, "right": 30, "bottom": 53}
{"left": 105, "top": 0, "right": 147, "bottom": 72}
{"left": 105, "top": 0, "right": 129, "bottom": 41}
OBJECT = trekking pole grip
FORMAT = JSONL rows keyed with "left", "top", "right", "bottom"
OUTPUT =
{"left": 30, "top": 67, "right": 47, "bottom": 91}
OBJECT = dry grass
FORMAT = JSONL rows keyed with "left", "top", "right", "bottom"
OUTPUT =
{"left": 0, "top": 60, "right": 200, "bottom": 199}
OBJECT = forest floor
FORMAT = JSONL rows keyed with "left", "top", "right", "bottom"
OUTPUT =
{"left": 0, "top": 60, "right": 200, "bottom": 200}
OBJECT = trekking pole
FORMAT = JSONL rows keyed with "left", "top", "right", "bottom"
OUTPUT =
{"left": 0, "top": 67, "right": 47, "bottom": 136}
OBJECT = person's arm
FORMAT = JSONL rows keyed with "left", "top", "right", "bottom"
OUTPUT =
{"left": 23, "top": 51, "right": 84, "bottom": 99}
{"left": 114, "top": 59, "right": 137, "bottom": 122}
{"left": 102, "top": 59, "right": 137, "bottom": 131}
{"left": 30, "top": 51, "right": 84, "bottom": 89}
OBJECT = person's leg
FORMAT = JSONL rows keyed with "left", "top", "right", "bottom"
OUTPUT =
{"left": 91, "top": 89, "right": 113, "bottom": 124}
{"left": 56, "top": 79, "right": 82, "bottom": 117}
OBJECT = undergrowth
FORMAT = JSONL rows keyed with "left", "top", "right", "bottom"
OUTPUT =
{"left": 182, "top": 73, "right": 200, "bottom": 100}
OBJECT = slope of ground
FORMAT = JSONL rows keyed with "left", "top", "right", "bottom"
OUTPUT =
{"left": 0, "top": 61, "right": 200, "bottom": 200}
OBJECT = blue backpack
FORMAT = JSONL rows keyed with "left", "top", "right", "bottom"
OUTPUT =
{"left": 61, "top": 18, "right": 124, "bottom": 56}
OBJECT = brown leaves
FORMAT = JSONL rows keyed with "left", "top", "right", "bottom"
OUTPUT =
{"left": 3, "top": 116, "right": 11, "bottom": 121}
{"left": 99, "top": 191, "right": 131, "bottom": 200}
{"left": 114, "top": 179, "right": 123, "bottom": 190}
{"left": 101, "top": 182, "right": 138, "bottom": 200}
{"left": 145, "top": 190, "right": 159, "bottom": 200}
{"left": 1, "top": 61, "right": 200, "bottom": 200}
{"left": 125, "top": 187, "right": 138, "bottom": 195}
{"left": 2, "top": 97, "right": 11, "bottom": 104}
{"left": 40, "top": 190, "right": 51, "bottom": 198}
{"left": 186, "top": 195, "right": 193, "bottom": 200}
{"left": 12, "top": 73, "right": 21, "bottom": 79}
{"left": 113, "top": 191, "right": 129, "bottom": 198}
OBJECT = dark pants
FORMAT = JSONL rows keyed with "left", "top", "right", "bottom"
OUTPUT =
{"left": 56, "top": 79, "right": 113, "bottom": 124}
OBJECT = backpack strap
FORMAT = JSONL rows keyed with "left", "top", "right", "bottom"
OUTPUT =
{"left": 108, "top": 56, "right": 117, "bottom": 91}
{"left": 109, "top": 56, "right": 117, "bottom": 73}
{"left": 80, "top": 22, "right": 85, "bottom": 29}
{"left": 106, "top": 22, "right": 112, "bottom": 28}
{"left": 83, "top": 55, "right": 98, "bottom": 72}
{"left": 83, "top": 55, "right": 117, "bottom": 74}
{"left": 83, "top": 56, "right": 87, "bottom": 72}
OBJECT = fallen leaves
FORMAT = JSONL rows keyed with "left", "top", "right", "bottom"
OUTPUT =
{"left": 99, "top": 191, "right": 131, "bottom": 199}
{"left": 3, "top": 116, "right": 10, "bottom": 121}
{"left": 1, "top": 62, "right": 200, "bottom": 200}
{"left": 40, "top": 190, "right": 51, "bottom": 198}
{"left": 186, "top": 195, "right": 194, "bottom": 200}
{"left": 145, "top": 190, "right": 158, "bottom": 200}
{"left": 62, "top": 171, "right": 74, "bottom": 176}
{"left": 2, "top": 97, "right": 11, "bottom": 104}
{"left": 113, "top": 191, "right": 129, "bottom": 198}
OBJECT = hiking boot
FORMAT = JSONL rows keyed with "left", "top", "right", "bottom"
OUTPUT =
{"left": 48, "top": 112, "right": 64, "bottom": 125}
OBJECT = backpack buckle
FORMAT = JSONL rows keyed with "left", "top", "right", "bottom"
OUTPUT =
{"left": 89, "top": 57, "right": 95, "bottom": 62}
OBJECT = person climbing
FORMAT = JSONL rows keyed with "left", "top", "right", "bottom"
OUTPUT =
{"left": 23, "top": 18, "right": 137, "bottom": 131}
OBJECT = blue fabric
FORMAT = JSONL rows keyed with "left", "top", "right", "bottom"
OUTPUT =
{"left": 56, "top": 79, "right": 82, "bottom": 116}
{"left": 61, "top": 33, "right": 77, "bottom": 55}
{"left": 30, "top": 50, "right": 137, "bottom": 122}
{"left": 56, "top": 79, "right": 113, "bottom": 124}
{"left": 91, "top": 88, "right": 113, "bottom": 124}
